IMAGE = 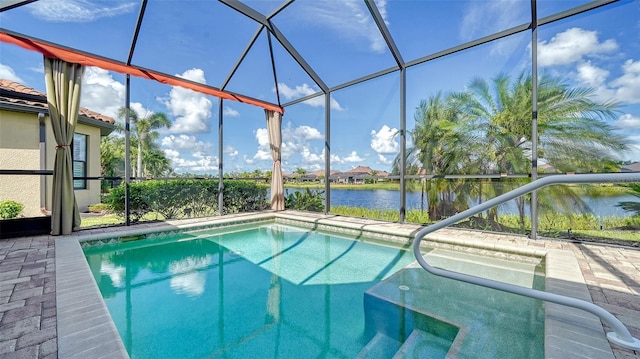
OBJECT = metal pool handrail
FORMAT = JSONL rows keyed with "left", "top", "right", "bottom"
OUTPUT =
{"left": 412, "top": 173, "right": 640, "bottom": 350}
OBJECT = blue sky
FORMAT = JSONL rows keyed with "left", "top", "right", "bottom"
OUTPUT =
{"left": 1, "top": 0, "right": 639, "bottom": 175}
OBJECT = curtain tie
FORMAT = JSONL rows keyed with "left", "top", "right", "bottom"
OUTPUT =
{"left": 56, "top": 144, "right": 70, "bottom": 149}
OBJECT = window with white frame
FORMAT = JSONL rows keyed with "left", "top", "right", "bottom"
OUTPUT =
{"left": 73, "top": 133, "right": 87, "bottom": 189}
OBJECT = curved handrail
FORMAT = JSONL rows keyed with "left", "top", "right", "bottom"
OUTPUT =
{"left": 412, "top": 173, "right": 640, "bottom": 350}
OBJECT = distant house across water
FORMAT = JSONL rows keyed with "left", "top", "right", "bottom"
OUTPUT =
{"left": 621, "top": 162, "right": 640, "bottom": 173}
{"left": 284, "top": 166, "right": 390, "bottom": 184}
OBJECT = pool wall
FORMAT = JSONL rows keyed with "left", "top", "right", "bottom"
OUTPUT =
{"left": 55, "top": 211, "right": 615, "bottom": 358}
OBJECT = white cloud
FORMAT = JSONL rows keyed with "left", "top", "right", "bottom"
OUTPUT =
{"left": 252, "top": 122, "right": 326, "bottom": 163}
{"left": 251, "top": 122, "right": 332, "bottom": 168}
{"left": 27, "top": 0, "right": 136, "bottom": 22}
{"left": 162, "top": 135, "right": 217, "bottom": 173}
{"left": 80, "top": 67, "right": 151, "bottom": 121}
{"left": 288, "top": 125, "right": 323, "bottom": 141}
{"left": 282, "top": 124, "right": 324, "bottom": 160}
{"left": 370, "top": 125, "right": 399, "bottom": 154}
{"left": 570, "top": 59, "right": 640, "bottom": 105}
{"left": 576, "top": 61, "right": 609, "bottom": 88}
{"left": 243, "top": 155, "right": 255, "bottom": 165}
{"left": 0, "top": 64, "right": 23, "bottom": 83}
{"left": 615, "top": 114, "right": 640, "bottom": 129}
{"left": 162, "top": 68, "right": 212, "bottom": 134}
{"left": 538, "top": 28, "right": 618, "bottom": 67}
{"left": 161, "top": 134, "right": 211, "bottom": 151}
{"left": 28, "top": 67, "right": 44, "bottom": 74}
{"left": 290, "top": 148, "right": 345, "bottom": 169}
{"left": 224, "top": 145, "right": 238, "bottom": 158}
{"left": 277, "top": 83, "right": 344, "bottom": 110}
{"left": 609, "top": 60, "right": 640, "bottom": 104}
{"left": 343, "top": 151, "right": 364, "bottom": 163}
{"left": 300, "top": 148, "right": 324, "bottom": 164}
{"left": 223, "top": 106, "right": 240, "bottom": 117}
{"left": 297, "top": 0, "right": 388, "bottom": 53}
{"left": 164, "top": 148, "right": 218, "bottom": 173}
{"left": 377, "top": 154, "right": 393, "bottom": 166}
{"left": 81, "top": 67, "right": 125, "bottom": 119}
{"left": 253, "top": 128, "right": 272, "bottom": 161}
{"left": 129, "top": 102, "right": 151, "bottom": 118}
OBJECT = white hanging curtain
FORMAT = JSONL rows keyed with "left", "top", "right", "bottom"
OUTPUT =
{"left": 44, "top": 57, "right": 84, "bottom": 235}
{"left": 266, "top": 109, "right": 284, "bottom": 211}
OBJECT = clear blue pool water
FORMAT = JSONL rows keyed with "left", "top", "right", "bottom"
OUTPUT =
{"left": 83, "top": 223, "right": 544, "bottom": 359}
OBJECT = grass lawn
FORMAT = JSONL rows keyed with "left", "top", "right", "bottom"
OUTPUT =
{"left": 80, "top": 214, "right": 123, "bottom": 227}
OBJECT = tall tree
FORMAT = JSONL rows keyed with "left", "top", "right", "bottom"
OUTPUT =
{"left": 394, "top": 93, "right": 478, "bottom": 220}
{"left": 465, "top": 72, "right": 627, "bottom": 227}
{"left": 117, "top": 107, "right": 172, "bottom": 178}
{"left": 397, "top": 71, "right": 629, "bottom": 225}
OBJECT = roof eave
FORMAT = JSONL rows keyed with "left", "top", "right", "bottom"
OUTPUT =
{"left": 0, "top": 100, "right": 115, "bottom": 136}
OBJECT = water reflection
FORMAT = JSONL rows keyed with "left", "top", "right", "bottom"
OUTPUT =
{"left": 169, "top": 255, "right": 213, "bottom": 297}
{"left": 85, "top": 237, "right": 221, "bottom": 298}
{"left": 100, "top": 262, "right": 125, "bottom": 288}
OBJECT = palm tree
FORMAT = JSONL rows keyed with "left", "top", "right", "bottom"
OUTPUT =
{"left": 117, "top": 107, "right": 172, "bottom": 178}
{"left": 463, "top": 72, "right": 627, "bottom": 228}
{"left": 398, "top": 71, "right": 628, "bottom": 226}
{"left": 143, "top": 143, "right": 173, "bottom": 177}
{"left": 465, "top": 72, "right": 626, "bottom": 174}
{"left": 394, "top": 93, "right": 477, "bottom": 220}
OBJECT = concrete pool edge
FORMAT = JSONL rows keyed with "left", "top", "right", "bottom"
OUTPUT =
{"left": 55, "top": 238, "right": 129, "bottom": 359}
{"left": 54, "top": 211, "right": 616, "bottom": 358}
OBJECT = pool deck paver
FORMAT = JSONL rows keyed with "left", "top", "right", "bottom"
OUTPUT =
{"left": 0, "top": 236, "right": 57, "bottom": 359}
{"left": 0, "top": 211, "right": 638, "bottom": 358}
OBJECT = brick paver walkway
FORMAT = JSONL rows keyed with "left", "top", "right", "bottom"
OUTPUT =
{"left": 0, "top": 223, "right": 638, "bottom": 358}
{"left": 567, "top": 243, "right": 640, "bottom": 359}
{"left": 0, "top": 236, "right": 57, "bottom": 359}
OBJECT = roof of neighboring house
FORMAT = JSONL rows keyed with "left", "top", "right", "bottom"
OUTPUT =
{"left": 344, "top": 165, "right": 376, "bottom": 174}
{"left": 0, "top": 79, "right": 115, "bottom": 126}
{"left": 309, "top": 169, "right": 341, "bottom": 176}
{"left": 621, "top": 162, "right": 640, "bottom": 172}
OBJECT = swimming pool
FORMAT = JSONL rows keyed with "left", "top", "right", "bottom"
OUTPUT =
{"left": 83, "top": 222, "right": 544, "bottom": 358}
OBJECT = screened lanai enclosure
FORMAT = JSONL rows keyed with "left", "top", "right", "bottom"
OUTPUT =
{"left": 0, "top": 0, "right": 639, "bottom": 240}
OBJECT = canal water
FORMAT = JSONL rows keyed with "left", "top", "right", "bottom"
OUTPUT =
{"left": 282, "top": 187, "right": 637, "bottom": 217}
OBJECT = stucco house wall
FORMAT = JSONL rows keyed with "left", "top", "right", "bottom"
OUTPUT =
{"left": 0, "top": 79, "right": 115, "bottom": 218}
{"left": 0, "top": 110, "right": 41, "bottom": 216}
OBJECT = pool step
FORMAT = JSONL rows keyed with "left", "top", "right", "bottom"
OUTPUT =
{"left": 357, "top": 329, "right": 454, "bottom": 359}
{"left": 356, "top": 332, "right": 402, "bottom": 359}
{"left": 362, "top": 268, "right": 465, "bottom": 359}
{"left": 394, "top": 329, "right": 458, "bottom": 358}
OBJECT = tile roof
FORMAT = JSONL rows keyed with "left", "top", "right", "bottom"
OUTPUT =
{"left": 621, "top": 162, "right": 640, "bottom": 172}
{"left": 345, "top": 165, "right": 375, "bottom": 174}
{"left": 0, "top": 79, "right": 115, "bottom": 124}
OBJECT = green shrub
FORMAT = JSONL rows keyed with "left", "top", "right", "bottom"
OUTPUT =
{"left": 285, "top": 188, "right": 324, "bottom": 212}
{"left": 0, "top": 200, "right": 25, "bottom": 219}
{"left": 103, "top": 179, "right": 268, "bottom": 222}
